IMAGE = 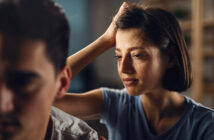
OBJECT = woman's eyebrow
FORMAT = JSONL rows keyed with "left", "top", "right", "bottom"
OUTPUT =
{"left": 115, "top": 46, "right": 145, "bottom": 52}
{"left": 128, "top": 46, "right": 145, "bottom": 51}
{"left": 115, "top": 48, "right": 121, "bottom": 52}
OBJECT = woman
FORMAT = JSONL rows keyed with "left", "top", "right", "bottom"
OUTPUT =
{"left": 55, "top": 2, "right": 214, "bottom": 140}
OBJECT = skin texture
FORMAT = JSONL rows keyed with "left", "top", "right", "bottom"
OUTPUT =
{"left": 0, "top": 37, "right": 70, "bottom": 140}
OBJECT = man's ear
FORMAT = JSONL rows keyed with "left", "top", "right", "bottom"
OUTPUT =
{"left": 55, "top": 66, "right": 71, "bottom": 99}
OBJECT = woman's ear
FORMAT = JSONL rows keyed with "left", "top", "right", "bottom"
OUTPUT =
{"left": 55, "top": 66, "right": 71, "bottom": 99}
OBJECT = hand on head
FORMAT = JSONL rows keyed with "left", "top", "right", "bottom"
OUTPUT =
{"left": 102, "top": 2, "right": 129, "bottom": 48}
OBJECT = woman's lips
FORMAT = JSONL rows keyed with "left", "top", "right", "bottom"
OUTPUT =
{"left": 122, "top": 78, "right": 138, "bottom": 86}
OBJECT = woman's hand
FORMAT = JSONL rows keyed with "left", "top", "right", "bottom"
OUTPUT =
{"left": 66, "top": 2, "right": 129, "bottom": 79}
{"left": 101, "top": 2, "right": 129, "bottom": 48}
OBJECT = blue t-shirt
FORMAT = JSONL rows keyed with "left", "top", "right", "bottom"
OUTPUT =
{"left": 100, "top": 88, "right": 214, "bottom": 140}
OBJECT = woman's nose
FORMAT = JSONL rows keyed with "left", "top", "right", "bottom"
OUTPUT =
{"left": 120, "top": 56, "right": 134, "bottom": 74}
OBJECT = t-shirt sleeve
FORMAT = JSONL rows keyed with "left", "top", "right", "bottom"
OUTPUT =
{"left": 201, "top": 112, "right": 214, "bottom": 140}
{"left": 100, "top": 88, "right": 124, "bottom": 127}
{"left": 192, "top": 106, "right": 214, "bottom": 140}
{"left": 202, "top": 122, "right": 214, "bottom": 140}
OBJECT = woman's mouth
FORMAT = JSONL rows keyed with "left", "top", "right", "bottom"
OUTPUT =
{"left": 122, "top": 78, "right": 138, "bottom": 86}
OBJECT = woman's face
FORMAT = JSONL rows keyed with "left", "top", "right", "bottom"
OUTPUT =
{"left": 115, "top": 28, "right": 169, "bottom": 96}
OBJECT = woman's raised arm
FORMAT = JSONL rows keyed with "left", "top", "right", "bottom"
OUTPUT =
{"left": 67, "top": 2, "right": 128, "bottom": 79}
{"left": 54, "top": 2, "right": 128, "bottom": 120}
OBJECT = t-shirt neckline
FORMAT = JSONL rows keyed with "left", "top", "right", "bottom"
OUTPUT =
{"left": 137, "top": 95, "right": 193, "bottom": 138}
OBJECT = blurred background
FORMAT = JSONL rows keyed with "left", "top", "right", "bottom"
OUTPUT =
{"left": 54, "top": 0, "right": 214, "bottom": 137}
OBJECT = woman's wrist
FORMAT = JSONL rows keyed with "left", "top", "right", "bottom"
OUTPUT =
{"left": 99, "top": 34, "right": 115, "bottom": 49}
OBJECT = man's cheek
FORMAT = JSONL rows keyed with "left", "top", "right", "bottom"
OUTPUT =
{"left": 18, "top": 96, "right": 49, "bottom": 130}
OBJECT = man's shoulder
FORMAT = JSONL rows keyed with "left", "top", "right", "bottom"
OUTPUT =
{"left": 50, "top": 107, "right": 98, "bottom": 140}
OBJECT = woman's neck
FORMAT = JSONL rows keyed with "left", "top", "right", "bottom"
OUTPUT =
{"left": 140, "top": 88, "right": 187, "bottom": 135}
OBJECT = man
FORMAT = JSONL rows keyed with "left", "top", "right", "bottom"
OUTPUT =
{"left": 0, "top": 0, "right": 98, "bottom": 139}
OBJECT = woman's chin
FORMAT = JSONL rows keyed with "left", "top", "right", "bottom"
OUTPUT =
{"left": 125, "top": 87, "right": 144, "bottom": 96}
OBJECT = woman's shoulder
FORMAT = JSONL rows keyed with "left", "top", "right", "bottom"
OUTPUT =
{"left": 101, "top": 87, "right": 128, "bottom": 94}
{"left": 184, "top": 96, "right": 214, "bottom": 123}
{"left": 183, "top": 96, "right": 214, "bottom": 139}
{"left": 101, "top": 87, "right": 138, "bottom": 104}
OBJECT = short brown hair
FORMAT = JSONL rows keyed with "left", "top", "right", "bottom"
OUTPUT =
{"left": 116, "top": 4, "right": 192, "bottom": 92}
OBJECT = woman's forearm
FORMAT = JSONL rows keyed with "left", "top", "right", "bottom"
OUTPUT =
{"left": 54, "top": 89, "right": 103, "bottom": 120}
{"left": 67, "top": 36, "right": 113, "bottom": 79}
{"left": 67, "top": 2, "right": 128, "bottom": 79}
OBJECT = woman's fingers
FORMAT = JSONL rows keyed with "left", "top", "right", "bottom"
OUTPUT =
{"left": 101, "top": 2, "right": 130, "bottom": 47}
{"left": 113, "top": 2, "right": 129, "bottom": 22}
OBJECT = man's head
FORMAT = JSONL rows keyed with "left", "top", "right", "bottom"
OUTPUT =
{"left": 0, "top": 0, "right": 70, "bottom": 73}
{"left": 0, "top": 0, "right": 71, "bottom": 139}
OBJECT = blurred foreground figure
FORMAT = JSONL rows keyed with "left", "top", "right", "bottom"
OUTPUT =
{"left": 0, "top": 0, "right": 98, "bottom": 140}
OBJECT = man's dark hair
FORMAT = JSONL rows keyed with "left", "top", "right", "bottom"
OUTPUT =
{"left": 0, "top": 0, "right": 70, "bottom": 73}
{"left": 116, "top": 4, "right": 192, "bottom": 92}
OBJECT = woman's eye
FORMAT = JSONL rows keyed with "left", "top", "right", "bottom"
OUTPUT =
{"left": 132, "top": 53, "right": 149, "bottom": 60}
{"left": 133, "top": 54, "right": 142, "bottom": 58}
{"left": 114, "top": 55, "right": 122, "bottom": 60}
{"left": 132, "top": 54, "right": 143, "bottom": 59}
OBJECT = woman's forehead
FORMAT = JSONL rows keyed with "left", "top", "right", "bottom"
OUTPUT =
{"left": 116, "top": 31, "right": 159, "bottom": 53}
{"left": 116, "top": 28, "right": 154, "bottom": 46}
